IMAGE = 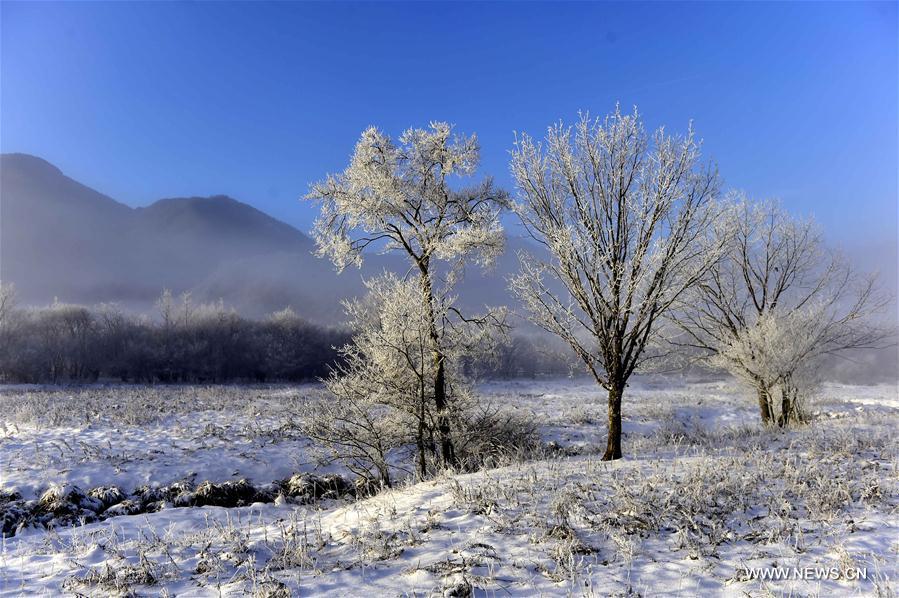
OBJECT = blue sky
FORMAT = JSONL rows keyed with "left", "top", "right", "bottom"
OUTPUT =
{"left": 2, "top": 1, "right": 896, "bottom": 244}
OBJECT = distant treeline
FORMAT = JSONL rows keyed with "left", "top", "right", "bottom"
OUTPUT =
{"left": 0, "top": 290, "right": 574, "bottom": 384}
{"left": 0, "top": 292, "right": 347, "bottom": 383}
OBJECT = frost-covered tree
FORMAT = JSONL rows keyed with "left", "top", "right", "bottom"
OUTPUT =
{"left": 308, "top": 274, "right": 505, "bottom": 484}
{"left": 0, "top": 283, "right": 18, "bottom": 381}
{"left": 674, "top": 198, "right": 888, "bottom": 425}
{"left": 0, "top": 282, "right": 15, "bottom": 330}
{"left": 306, "top": 122, "right": 509, "bottom": 467}
{"left": 714, "top": 309, "right": 821, "bottom": 424}
{"left": 510, "top": 106, "right": 724, "bottom": 460}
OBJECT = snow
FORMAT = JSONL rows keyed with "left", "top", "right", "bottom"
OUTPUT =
{"left": 0, "top": 384, "right": 328, "bottom": 501}
{"left": 1, "top": 378, "right": 896, "bottom": 596}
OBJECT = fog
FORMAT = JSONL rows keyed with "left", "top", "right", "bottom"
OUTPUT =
{"left": 1, "top": 151, "right": 895, "bottom": 384}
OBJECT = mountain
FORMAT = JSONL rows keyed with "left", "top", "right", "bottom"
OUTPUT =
{"left": 0, "top": 153, "right": 528, "bottom": 322}
{"left": 1, "top": 153, "right": 147, "bottom": 303}
{"left": 1, "top": 153, "right": 344, "bottom": 319}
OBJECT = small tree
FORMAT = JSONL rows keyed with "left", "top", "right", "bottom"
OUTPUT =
{"left": 0, "top": 282, "right": 15, "bottom": 330}
{"left": 306, "top": 122, "right": 509, "bottom": 467}
{"left": 675, "top": 198, "right": 889, "bottom": 425}
{"left": 510, "top": 106, "right": 724, "bottom": 460}
{"left": 714, "top": 309, "right": 821, "bottom": 425}
{"left": 308, "top": 274, "right": 505, "bottom": 484}
{"left": 0, "top": 283, "right": 18, "bottom": 382}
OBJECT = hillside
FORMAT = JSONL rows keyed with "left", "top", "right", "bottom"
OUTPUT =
{"left": 0, "top": 153, "right": 531, "bottom": 321}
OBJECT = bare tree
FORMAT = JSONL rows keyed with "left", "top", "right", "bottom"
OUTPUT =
{"left": 0, "top": 283, "right": 18, "bottom": 381}
{"left": 673, "top": 198, "right": 890, "bottom": 425}
{"left": 0, "top": 282, "right": 15, "bottom": 330}
{"left": 306, "top": 122, "right": 509, "bottom": 467}
{"left": 714, "top": 309, "right": 817, "bottom": 425}
{"left": 510, "top": 106, "right": 724, "bottom": 460}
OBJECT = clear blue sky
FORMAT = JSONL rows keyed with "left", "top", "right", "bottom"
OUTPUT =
{"left": 2, "top": 1, "right": 896, "bottom": 244}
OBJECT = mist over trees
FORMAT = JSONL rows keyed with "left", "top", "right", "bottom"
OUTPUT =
{"left": 0, "top": 284, "right": 570, "bottom": 385}
{"left": 0, "top": 107, "right": 892, "bottom": 477}
{"left": 0, "top": 288, "right": 345, "bottom": 383}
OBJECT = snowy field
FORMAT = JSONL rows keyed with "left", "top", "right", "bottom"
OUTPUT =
{"left": 1, "top": 378, "right": 896, "bottom": 596}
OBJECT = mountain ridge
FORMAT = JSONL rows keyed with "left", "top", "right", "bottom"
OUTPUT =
{"left": 0, "top": 153, "right": 525, "bottom": 322}
{"left": 1, "top": 153, "right": 333, "bottom": 318}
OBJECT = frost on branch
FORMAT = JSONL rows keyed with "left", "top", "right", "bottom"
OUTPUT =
{"left": 305, "top": 122, "right": 510, "bottom": 469}
{"left": 509, "top": 105, "right": 725, "bottom": 460}
{"left": 673, "top": 198, "right": 890, "bottom": 425}
{"left": 306, "top": 274, "right": 509, "bottom": 485}
{"left": 306, "top": 122, "right": 508, "bottom": 273}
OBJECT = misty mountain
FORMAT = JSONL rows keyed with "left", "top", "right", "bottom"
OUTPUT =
{"left": 0, "top": 153, "right": 527, "bottom": 321}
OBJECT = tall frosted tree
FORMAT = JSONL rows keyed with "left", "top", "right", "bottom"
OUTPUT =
{"left": 510, "top": 106, "right": 724, "bottom": 460}
{"left": 306, "top": 122, "right": 509, "bottom": 467}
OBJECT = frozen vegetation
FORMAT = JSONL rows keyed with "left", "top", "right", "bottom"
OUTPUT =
{"left": 0, "top": 378, "right": 895, "bottom": 596}
{"left": 1, "top": 109, "right": 894, "bottom": 598}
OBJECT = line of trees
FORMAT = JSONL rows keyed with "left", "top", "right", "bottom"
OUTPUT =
{"left": 0, "top": 285, "right": 572, "bottom": 385}
{"left": 0, "top": 289, "right": 347, "bottom": 383}
{"left": 302, "top": 107, "right": 890, "bottom": 481}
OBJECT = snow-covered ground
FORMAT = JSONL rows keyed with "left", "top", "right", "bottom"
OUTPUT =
{"left": 0, "top": 384, "right": 328, "bottom": 501}
{"left": 1, "top": 378, "right": 896, "bottom": 596}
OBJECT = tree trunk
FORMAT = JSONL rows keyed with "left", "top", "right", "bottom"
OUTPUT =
{"left": 417, "top": 395, "right": 428, "bottom": 479}
{"left": 433, "top": 355, "right": 457, "bottom": 468}
{"left": 601, "top": 383, "right": 624, "bottom": 461}
{"left": 757, "top": 386, "right": 773, "bottom": 425}
{"left": 378, "top": 464, "right": 392, "bottom": 489}
{"left": 778, "top": 384, "right": 798, "bottom": 427}
{"left": 418, "top": 262, "right": 458, "bottom": 469}
{"left": 792, "top": 397, "right": 805, "bottom": 423}
{"left": 777, "top": 393, "right": 790, "bottom": 427}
